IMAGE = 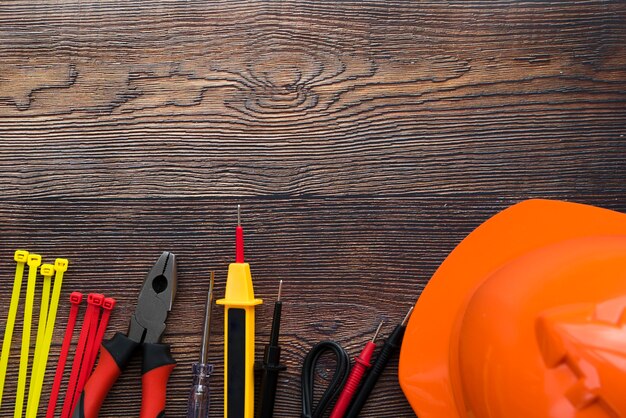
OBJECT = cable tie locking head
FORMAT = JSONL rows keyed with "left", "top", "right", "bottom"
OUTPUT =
{"left": 102, "top": 297, "right": 116, "bottom": 311}
{"left": 40, "top": 264, "right": 55, "bottom": 277}
{"left": 70, "top": 292, "right": 83, "bottom": 306}
{"left": 27, "top": 253, "right": 42, "bottom": 267}
{"left": 54, "top": 258, "right": 69, "bottom": 273}
{"left": 14, "top": 250, "right": 29, "bottom": 263}
{"left": 87, "top": 293, "right": 105, "bottom": 307}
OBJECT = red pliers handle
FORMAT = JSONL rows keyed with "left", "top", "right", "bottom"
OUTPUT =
{"left": 72, "top": 333, "right": 175, "bottom": 418}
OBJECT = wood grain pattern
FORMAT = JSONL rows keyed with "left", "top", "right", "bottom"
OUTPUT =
{"left": 0, "top": 0, "right": 625, "bottom": 417}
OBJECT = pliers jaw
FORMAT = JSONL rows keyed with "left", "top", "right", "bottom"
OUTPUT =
{"left": 128, "top": 252, "right": 177, "bottom": 344}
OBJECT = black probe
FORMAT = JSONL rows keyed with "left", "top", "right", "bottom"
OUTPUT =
{"left": 258, "top": 280, "right": 287, "bottom": 418}
{"left": 344, "top": 306, "right": 414, "bottom": 418}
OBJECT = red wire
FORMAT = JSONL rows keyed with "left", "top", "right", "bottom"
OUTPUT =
{"left": 46, "top": 292, "right": 82, "bottom": 418}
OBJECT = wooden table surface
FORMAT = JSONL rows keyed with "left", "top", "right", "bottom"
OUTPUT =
{"left": 0, "top": 1, "right": 625, "bottom": 417}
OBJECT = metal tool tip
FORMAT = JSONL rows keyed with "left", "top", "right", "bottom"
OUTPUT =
{"left": 277, "top": 280, "right": 283, "bottom": 301}
{"left": 372, "top": 320, "right": 384, "bottom": 342}
{"left": 401, "top": 306, "right": 414, "bottom": 326}
{"left": 200, "top": 273, "right": 215, "bottom": 364}
{"left": 237, "top": 204, "right": 241, "bottom": 226}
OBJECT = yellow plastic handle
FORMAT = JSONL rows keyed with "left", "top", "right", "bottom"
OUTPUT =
{"left": 217, "top": 262, "right": 262, "bottom": 418}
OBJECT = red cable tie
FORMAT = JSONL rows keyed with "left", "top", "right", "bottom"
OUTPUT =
{"left": 78, "top": 294, "right": 104, "bottom": 387}
{"left": 46, "top": 292, "right": 83, "bottom": 418}
{"left": 61, "top": 293, "right": 103, "bottom": 418}
{"left": 71, "top": 293, "right": 104, "bottom": 415}
{"left": 79, "top": 296, "right": 115, "bottom": 393}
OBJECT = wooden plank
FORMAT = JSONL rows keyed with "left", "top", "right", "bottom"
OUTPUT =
{"left": 0, "top": 0, "right": 624, "bottom": 416}
{"left": 0, "top": 1, "right": 624, "bottom": 200}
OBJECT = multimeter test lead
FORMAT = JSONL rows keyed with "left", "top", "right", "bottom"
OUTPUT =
{"left": 344, "top": 306, "right": 414, "bottom": 418}
{"left": 187, "top": 271, "right": 215, "bottom": 418}
{"left": 258, "top": 280, "right": 287, "bottom": 418}
{"left": 329, "top": 320, "right": 384, "bottom": 418}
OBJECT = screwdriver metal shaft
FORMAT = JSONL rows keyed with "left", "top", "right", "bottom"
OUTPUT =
{"left": 187, "top": 272, "right": 215, "bottom": 418}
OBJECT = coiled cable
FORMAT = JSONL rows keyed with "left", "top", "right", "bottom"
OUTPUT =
{"left": 300, "top": 341, "right": 351, "bottom": 418}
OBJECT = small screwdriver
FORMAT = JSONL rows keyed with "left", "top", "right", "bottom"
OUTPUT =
{"left": 329, "top": 320, "right": 384, "bottom": 418}
{"left": 258, "top": 280, "right": 287, "bottom": 418}
{"left": 187, "top": 272, "right": 215, "bottom": 418}
{"left": 344, "top": 306, "right": 414, "bottom": 418}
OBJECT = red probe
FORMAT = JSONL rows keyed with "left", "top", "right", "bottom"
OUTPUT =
{"left": 329, "top": 321, "right": 384, "bottom": 418}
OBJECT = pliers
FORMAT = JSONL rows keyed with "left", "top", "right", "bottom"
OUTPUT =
{"left": 72, "top": 252, "right": 177, "bottom": 418}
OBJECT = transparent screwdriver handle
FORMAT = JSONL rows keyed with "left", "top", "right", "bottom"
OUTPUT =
{"left": 187, "top": 362, "right": 213, "bottom": 418}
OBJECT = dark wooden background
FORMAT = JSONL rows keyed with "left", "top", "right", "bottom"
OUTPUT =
{"left": 0, "top": 1, "right": 625, "bottom": 417}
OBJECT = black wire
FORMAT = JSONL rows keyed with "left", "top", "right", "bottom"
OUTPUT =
{"left": 301, "top": 341, "right": 351, "bottom": 418}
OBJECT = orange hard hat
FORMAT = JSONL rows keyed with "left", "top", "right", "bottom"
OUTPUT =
{"left": 399, "top": 199, "right": 626, "bottom": 418}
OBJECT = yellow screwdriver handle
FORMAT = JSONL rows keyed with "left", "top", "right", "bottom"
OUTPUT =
{"left": 216, "top": 262, "right": 262, "bottom": 418}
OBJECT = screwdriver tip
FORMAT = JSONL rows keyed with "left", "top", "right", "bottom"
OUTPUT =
{"left": 201, "top": 272, "right": 215, "bottom": 364}
{"left": 372, "top": 320, "right": 384, "bottom": 342}
{"left": 237, "top": 204, "right": 241, "bottom": 226}
{"left": 277, "top": 280, "right": 283, "bottom": 302}
{"left": 401, "top": 306, "right": 414, "bottom": 326}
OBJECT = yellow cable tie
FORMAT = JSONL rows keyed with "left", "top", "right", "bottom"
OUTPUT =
{"left": 25, "top": 258, "right": 68, "bottom": 418}
{"left": 0, "top": 250, "right": 29, "bottom": 410}
{"left": 14, "top": 253, "right": 41, "bottom": 418}
{"left": 25, "top": 263, "right": 54, "bottom": 418}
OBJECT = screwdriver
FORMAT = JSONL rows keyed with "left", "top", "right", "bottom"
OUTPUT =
{"left": 187, "top": 272, "right": 215, "bottom": 418}
{"left": 258, "top": 280, "right": 287, "bottom": 418}
{"left": 216, "top": 205, "right": 262, "bottom": 418}
{"left": 329, "top": 321, "right": 384, "bottom": 418}
{"left": 344, "top": 306, "right": 414, "bottom": 418}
